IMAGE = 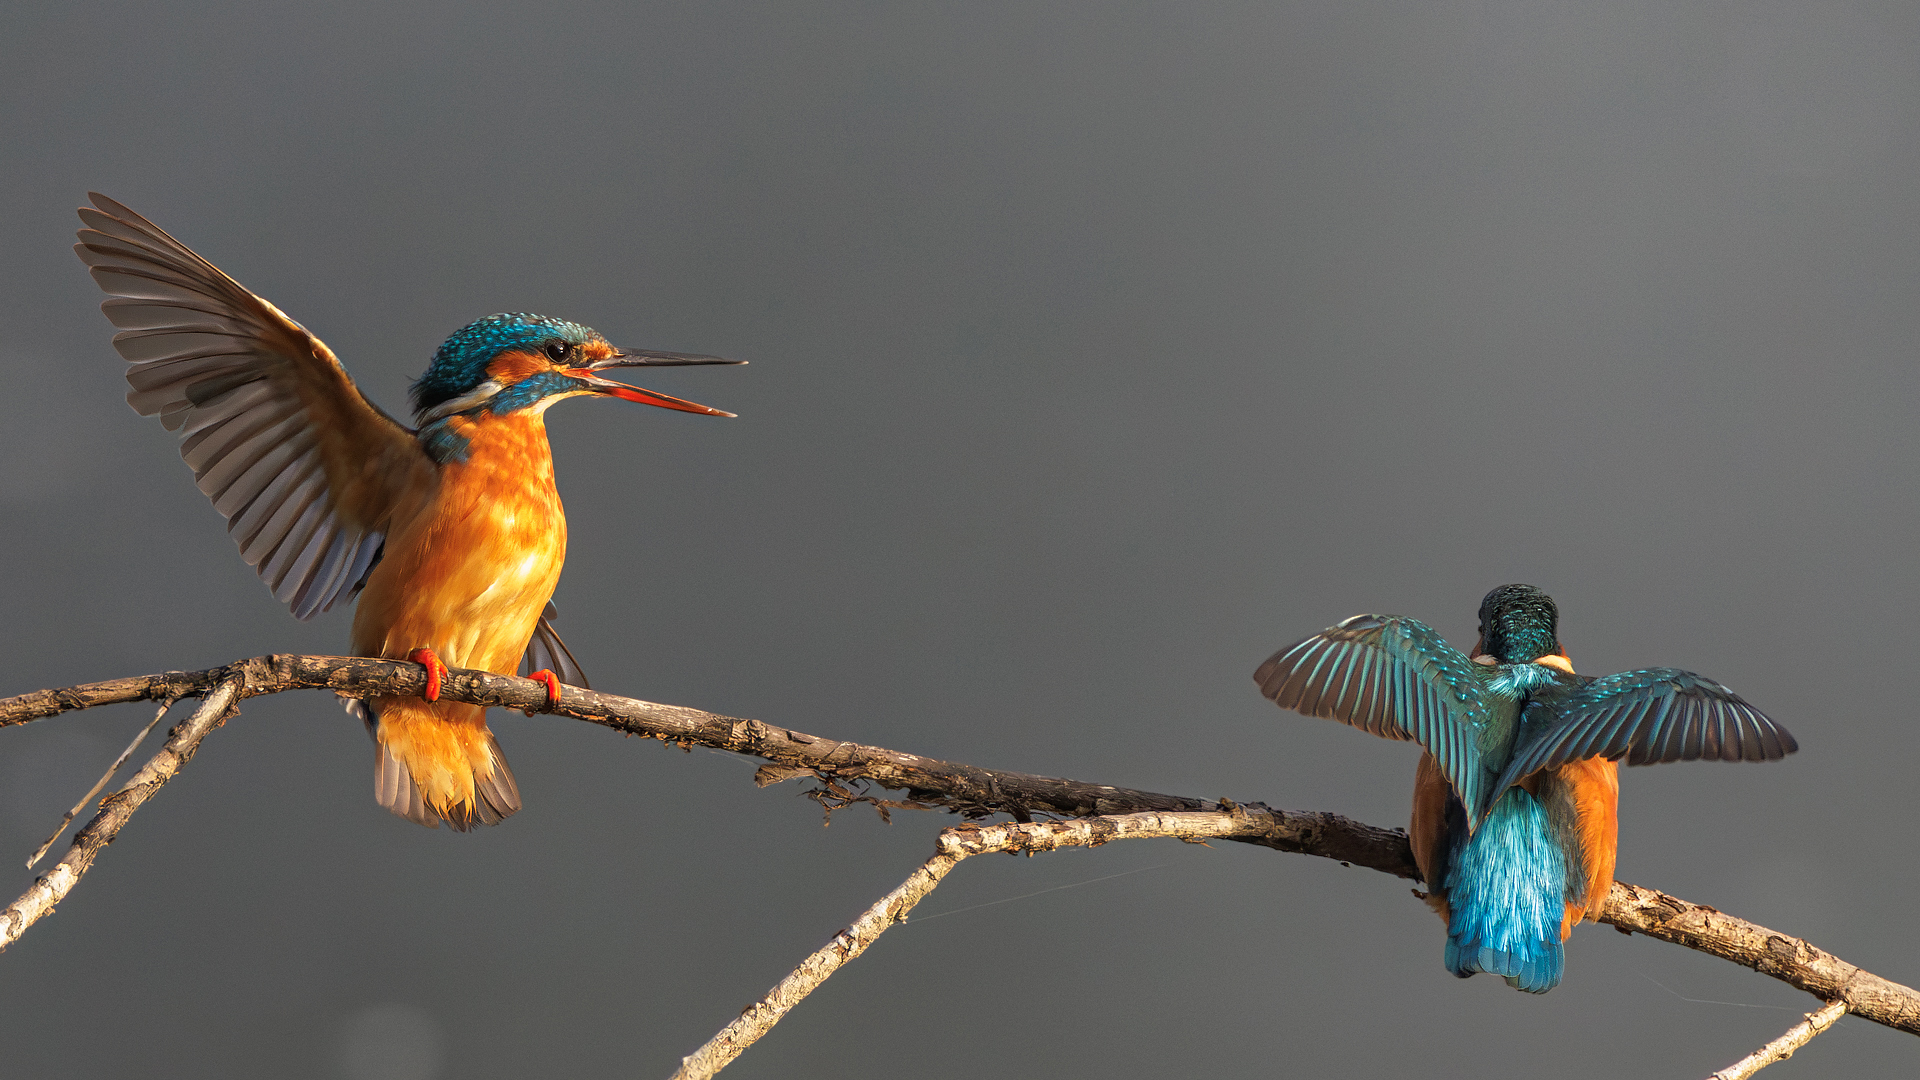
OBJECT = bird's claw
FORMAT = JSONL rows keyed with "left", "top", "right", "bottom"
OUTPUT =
{"left": 408, "top": 648, "right": 448, "bottom": 703}
{"left": 528, "top": 668, "right": 563, "bottom": 711}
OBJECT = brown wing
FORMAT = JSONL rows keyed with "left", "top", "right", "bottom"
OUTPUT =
{"left": 75, "top": 193, "right": 436, "bottom": 618}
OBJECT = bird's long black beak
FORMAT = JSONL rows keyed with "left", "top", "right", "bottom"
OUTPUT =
{"left": 569, "top": 347, "right": 746, "bottom": 417}
{"left": 588, "top": 348, "right": 747, "bottom": 369}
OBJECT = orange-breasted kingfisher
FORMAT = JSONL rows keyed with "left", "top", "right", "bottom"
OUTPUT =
{"left": 73, "top": 193, "right": 743, "bottom": 830}
{"left": 1252, "top": 584, "right": 1797, "bottom": 992}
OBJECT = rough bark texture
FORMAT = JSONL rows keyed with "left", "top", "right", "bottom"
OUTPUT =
{"left": 1707, "top": 999, "right": 1847, "bottom": 1080}
{"left": 1604, "top": 882, "right": 1919, "bottom": 1034}
{"left": 2, "top": 656, "right": 1916, "bottom": 1042}
{"left": 0, "top": 655, "right": 1419, "bottom": 875}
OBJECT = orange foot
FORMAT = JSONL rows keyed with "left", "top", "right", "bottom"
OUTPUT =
{"left": 408, "top": 648, "right": 449, "bottom": 703}
{"left": 528, "top": 668, "right": 563, "bottom": 710}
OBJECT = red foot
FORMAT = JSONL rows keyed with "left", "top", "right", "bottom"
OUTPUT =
{"left": 528, "top": 668, "right": 563, "bottom": 710}
{"left": 408, "top": 648, "right": 448, "bottom": 702}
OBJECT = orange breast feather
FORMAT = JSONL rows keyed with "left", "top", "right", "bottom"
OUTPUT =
{"left": 351, "top": 409, "right": 567, "bottom": 671}
{"left": 349, "top": 410, "right": 567, "bottom": 818}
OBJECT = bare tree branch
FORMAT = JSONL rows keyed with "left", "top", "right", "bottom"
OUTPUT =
{"left": 1707, "top": 999, "right": 1847, "bottom": 1080}
{"left": 671, "top": 847, "right": 959, "bottom": 1080}
{"left": 0, "top": 655, "right": 1418, "bottom": 872}
{"left": 672, "top": 810, "right": 1262, "bottom": 1080}
{"left": 2, "top": 656, "right": 1916, "bottom": 1043}
{"left": 1, "top": 677, "right": 240, "bottom": 949}
{"left": 1602, "top": 885, "right": 1917, "bottom": 1034}
{"left": 27, "top": 697, "right": 177, "bottom": 869}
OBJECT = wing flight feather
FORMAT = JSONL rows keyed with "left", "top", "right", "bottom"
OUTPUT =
{"left": 520, "top": 601, "right": 590, "bottom": 689}
{"left": 76, "top": 193, "right": 434, "bottom": 619}
{"left": 1255, "top": 614, "right": 1494, "bottom": 817}
{"left": 1488, "top": 667, "right": 1796, "bottom": 809}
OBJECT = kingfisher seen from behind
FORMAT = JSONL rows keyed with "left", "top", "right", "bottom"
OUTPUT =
{"left": 75, "top": 193, "right": 743, "bottom": 830}
{"left": 1253, "top": 585, "right": 1796, "bottom": 992}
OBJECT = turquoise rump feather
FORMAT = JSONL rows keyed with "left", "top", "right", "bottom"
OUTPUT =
{"left": 1443, "top": 788, "right": 1567, "bottom": 992}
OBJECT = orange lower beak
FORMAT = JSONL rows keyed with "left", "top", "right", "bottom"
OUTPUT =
{"left": 566, "top": 370, "right": 736, "bottom": 416}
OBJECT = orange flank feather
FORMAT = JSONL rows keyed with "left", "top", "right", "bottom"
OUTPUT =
{"left": 1551, "top": 756, "right": 1618, "bottom": 936}
{"left": 351, "top": 407, "right": 567, "bottom": 828}
{"left": 1409, "top": 653, "right": 1620, "bottom": 938}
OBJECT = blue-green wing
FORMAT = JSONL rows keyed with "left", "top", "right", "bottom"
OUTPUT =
{"left": 1254, "top": 614, "right": 1493, "bottom": 816}
{"left": 1485, "top": 668, "right": 1797, "bottom": 809}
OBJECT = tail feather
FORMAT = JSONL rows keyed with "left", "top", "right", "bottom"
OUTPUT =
{"left": 376, "top": 739, "right": 440, "bottom": 829}
{"left": 473, "top": 732, "right": 522, "bottom": 822}
{"left": 1445, "top": 937, "right": 1564, "bottom": 993}
{"left": 349, "top": 696, "right": 520, "bottom": 830}
{"left": 1441, "top": 787, "right": 1570, "bottom": 994}
{"left": 447, "top": 733, "right": 522, "bottom": 831}
{"left": 347, "top": 696, "right": 439, "bottom": 828}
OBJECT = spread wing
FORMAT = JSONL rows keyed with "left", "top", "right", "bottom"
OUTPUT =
{"left": 520, "top": 600, "right": 589, "bottom": 689}
{"left": 1486, "top": 668, "right": 1797, "bottom": 811}
{"left": 75, "top": 193, "right": 435, "bottom": 619}
{"left": 1254, "top": 614, "right": 1496, "bottom": 818}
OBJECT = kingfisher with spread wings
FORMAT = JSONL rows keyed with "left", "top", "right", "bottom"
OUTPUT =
{"left": 74, "top": 193, "right": 743, "bottom": 830}
{"left": 1253, "top": 584, "right": 1796, "bottom": 992}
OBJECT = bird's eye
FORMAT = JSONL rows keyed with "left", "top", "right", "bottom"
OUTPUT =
{"left": 544, "top": 341, "right": 571, "bottom": 363}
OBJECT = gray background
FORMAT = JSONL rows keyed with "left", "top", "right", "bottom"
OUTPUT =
{"left": 2, "top": 2, "right": 1915, "bottom": 1076}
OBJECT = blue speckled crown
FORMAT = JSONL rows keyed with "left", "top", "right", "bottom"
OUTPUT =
{"left": 410, "top": 313, "right": 606, "bottom": 417}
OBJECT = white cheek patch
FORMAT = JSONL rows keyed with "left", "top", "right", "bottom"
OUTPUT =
{"left": 525, "top": 389, "right": 591, "bottom": 416}
{"left": 418, "top": 379, "right": 505, "bottom": 423}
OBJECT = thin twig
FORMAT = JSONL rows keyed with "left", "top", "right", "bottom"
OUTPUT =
{"left": 1707, "top": 999, "right": 1848, "bottom": 1079}
{"left": 671, "top": 810, "right": 1257, "bottom": 1080}
{"left": 26, "top": 697, "right": 177, "bottom": 869}
{"left": 1, "top": 657, "right": 1917, "bottom": 1040}
{"left": 670, "top": 851, "right": 959, "bottom": 1080}
{"left": 0, "top": 678, "right": 239, "bottom": 949}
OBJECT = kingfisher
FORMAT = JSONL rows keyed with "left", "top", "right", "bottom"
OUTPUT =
{"left": 74, "top": 193, "right": 743, "bottom": 830}
{"left": 1253, "top": 584, "right": 1797, "bottom": 992}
